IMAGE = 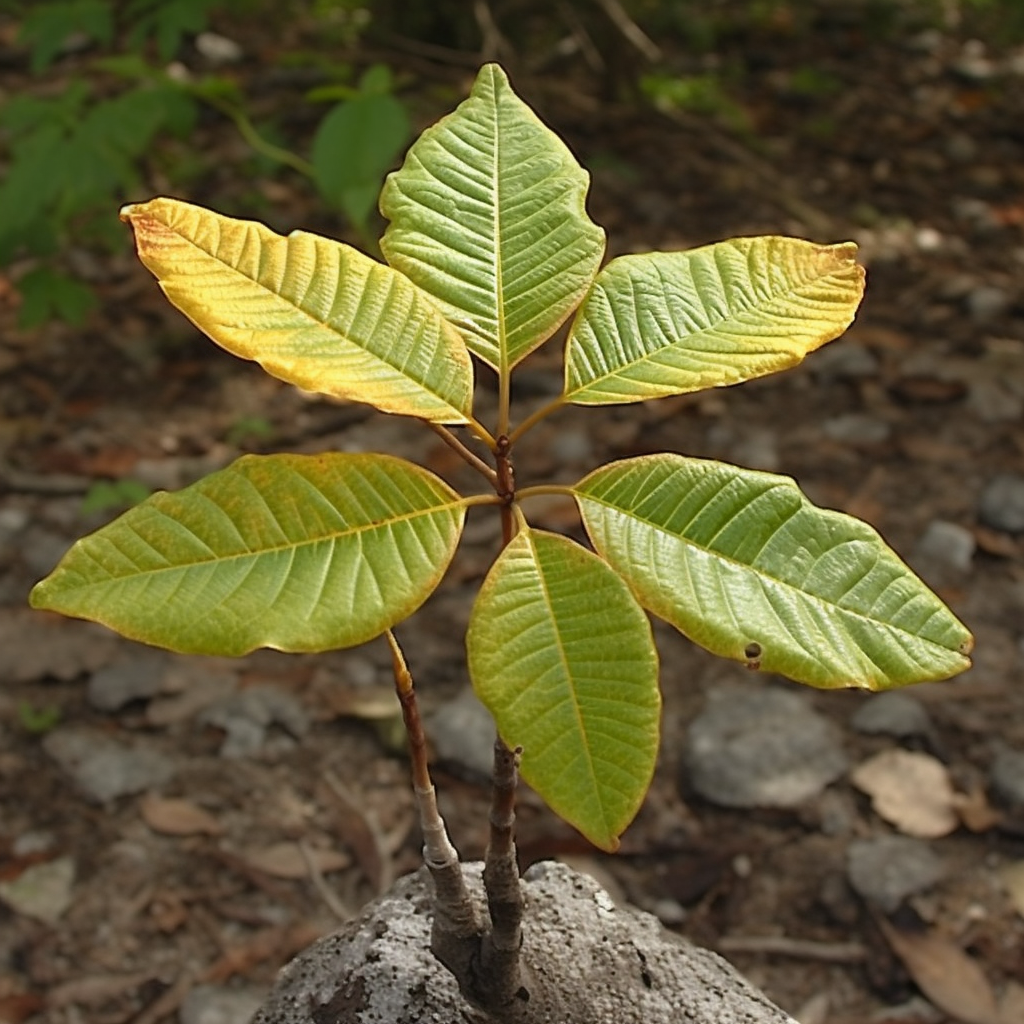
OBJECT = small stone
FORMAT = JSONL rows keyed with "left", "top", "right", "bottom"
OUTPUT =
{"left": 811, "top": 342, "right": 880, "bottom": 381}
{"left": 179, "top": 984, "right": 265, "bottom": 1024}
{"left": 729, "top": 430, "right": 779, "bottom": 472}
{"left": 851, "top": 692, "right": 933, "bottom": 739}
{"left": 966, "top": 286, "right": 1011, "bottom": 324}
{"left": 991, "top": 743, "right": 1024, "bottom": 807}
{"left": 427, "top": 687, "right": 496, "bottom": 780}
{"left": 0, "top": 855, "right": 76, "bottom": 925}
{"left": 684, "top": 688, "right": 848, "bottom": 809}
{"left": 822, "top": 413, "right": 891, "bottom": 446}
{"left": 194, "top": 32, "right": 244, "bottom": 65}
{"left": 979, "top": 474, "right": 1024, "bottom": 533}
{"left": 42, "top": 727, "right": 175, "bottom": 803}
{"left": 910, "top": 520, "right": 975, "bottom": 583}
{"left": 87, "top": 654, "right": 169, "bottom": 712}
{"left": 199, "top": 685, "right": 310, "bottom": 759}
{"left": 846, "top": 835, "right": 944, "bottom": 912}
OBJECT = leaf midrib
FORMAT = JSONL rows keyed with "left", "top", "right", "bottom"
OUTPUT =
{"left": 578, "top": 491, "right": 958, "bottom": 653}
{"left": 65, "top": 498, "right": 466, "bottom": 586}
{"left": 163, "top": 213, "right": 467, "bottom": 414}
{"left": 567, "top": 259, "right": 852, "bottom": 395}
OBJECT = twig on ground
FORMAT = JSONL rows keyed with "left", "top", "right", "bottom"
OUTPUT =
{"left": 717, "top": 934, "right": 868, "bottom": 963}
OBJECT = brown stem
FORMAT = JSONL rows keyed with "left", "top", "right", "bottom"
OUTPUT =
{"left": 423, "top": 420, "right": 500, "bottom": 484}
{"left": 495, "top": 434, "right": 516, "bottom": 547}
{"left": 385, "top": 632, "right": 483, "bottom": 975}
{"left": 476, "top": 738, "right": 528, "bottom": 1010}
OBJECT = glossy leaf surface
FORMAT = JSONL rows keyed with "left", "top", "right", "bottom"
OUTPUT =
{"left": 467, "top": 528, "right": 660, "bottom": 850}
{"left": 121, "top": 198, "right": 473, "bottom": 423}
{"left": 574, "top": 455, "right": 972, "bottom": 689}
{"left": 564, "top": 237, "right": 865, "bottom": 404}
{"left": 380, "top": 63, "right": 605, "bottom": 371}
{"left": 31, "top": 453, "right": 465, "bottom": 656}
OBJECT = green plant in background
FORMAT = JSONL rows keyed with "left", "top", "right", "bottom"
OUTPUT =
{"left": 80, "top": 477, "right": 152, "bottom": 516}
{"left": 31, "top": 64, "right": 973, "bottom": 854}
{"left": 1, "top": 1, "right": 407, "bottom": 326}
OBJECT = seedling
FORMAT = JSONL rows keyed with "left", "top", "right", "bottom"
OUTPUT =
{"left": 31, "top": 61, "right": 972, "bottom": 1010}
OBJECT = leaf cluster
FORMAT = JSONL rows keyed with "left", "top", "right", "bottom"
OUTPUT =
{"left": 31, "top": 64, "right": 973, "bottom": 852}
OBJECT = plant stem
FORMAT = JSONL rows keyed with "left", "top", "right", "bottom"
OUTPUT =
{"left": 423, "top": 421, "right": 499, "bottom": 485}
{"left": 477, "top": 738, "right": 527, "bottom": 1009}
{"left": 507, "top": 395, "right": 566, "bottom": 445}
{"left": 514, "top": 483, "right": 577, "bottom": 502}
{"left": 385, "top": 631, "right": 482, "bottom": 973}
{"left": 199, "top": 92, "right": 315, "bottom": 178}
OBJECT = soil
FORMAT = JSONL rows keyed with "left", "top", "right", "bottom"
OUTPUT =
{"left": 2, "top": 6, "right": 1024, "bottom": 1024}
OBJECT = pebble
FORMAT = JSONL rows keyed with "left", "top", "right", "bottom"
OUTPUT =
{"left": 810, "top": 342, "right": 880, "bottom": 381}
{"left": 966, "top": 286, "right": 1011, "bottom": 324}
{"left": 990, "top": 743, "right": 1024, "bottom": 807}
{"left": 42, "top": 727, "right": 175, "bottom": 803}
{"left": 427, "top": 687, "right": 497, "bottom": 780}
{"left": 179, "top": 984, "right": 265, "bottom": 1024}
{"left": 684, "top": 687, "right": 848, "bottom": 809}
{"left": 822, "top": 413, "right": 891, "bottom": 446}
{"left": 199, "top": 685, "right": 310, "bottom": 759}
{"left": 910, "top": 520, "right": 976, "bottom": 585}
{"left": 194, "top": 32, "right": 244, "bottom": 65}
{"left": 87, "top": 654, "right": 169, "bottom": 712}
{"left": 851, "top": 692, "right": 934, "bottom": 740}
{"left": 0, "top": 855, "right": 76, "bottom": 925}
{"left": 978, "top": 474, "right": 1024, "bottom": 533}
{"left": 846, "top": 835, "right": 944, "bottom": 912}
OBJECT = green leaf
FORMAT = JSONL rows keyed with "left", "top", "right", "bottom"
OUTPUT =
{"left": 19, "top": 0, "right": 113, "bottom": 73}
{"left": 380, "top": 63, "right": 606, "bottom": 371}
{"left": 17, "top": 267, "right": 97, "bottom": 328}
{"left": 312, "top": 91, "right": 410, "bottom": 231}
{"left": 31, "top": 453, "right": 466, "bottom": 656}
{"left": 467, "top": 528, "right": 660, "bottom": 851}
{"left": 564, "top": 236, "right": 865, "bottom": 405}
{"left": 574, "top": 455, "right": 973, "bottom": 690}
{"left": 120, "top": 197, "right": 474, "bottom": 424}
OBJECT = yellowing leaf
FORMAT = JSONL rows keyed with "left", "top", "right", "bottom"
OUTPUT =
{"left": 121, "top": 198, "right": 473, "bottom": 423}
{"left": 564, "top": 237, "right": 865, "bottom": 404}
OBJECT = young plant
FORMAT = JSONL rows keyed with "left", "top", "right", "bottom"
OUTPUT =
{"left": 31, "top": 65, "right": 972, "bottom": 859}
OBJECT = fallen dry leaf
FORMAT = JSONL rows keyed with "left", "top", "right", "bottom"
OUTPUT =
{"left": 951, "top": 786, "right": 1003, "bottom": 833}
{"left": 851, "top": 749, "right": 958, "bottom": 838}
{"left": 879, "top": 919, "right": 1000, "bottom": 1024}
{"left": 140, "top": 794, "right": 223, "bottom": 837}
{"left": 237, "top": 841, "right": 349, "bottom": 880}
{"left": 998, "top": 860, "right": 1024, "bottom": 918}
{"left": 998, "top": 982, "right": 1024, "bottom": 1024}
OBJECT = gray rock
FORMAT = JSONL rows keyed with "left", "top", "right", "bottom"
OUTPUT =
{"left": 978, "top": 473, "right": 1024, "bottom": 533}
{"left": 912, "top": 520, "right": 975, "bottom": 575}
{"left": 822, "top": 413, "right": 891, "bottom": 446}
{"left": 966, "top": 285, "right": 1011, "bottom": 324}
{"left": 43, "top": 726, "right": 175, "bottom": 803}
{"left": 810, "top": 342, "right": 879, "bottom": 381}
{"left": 684, "top": 688, "right": 848, "bottom": 809}
{"left": 851, "top": 692, "right": 933, "bottom": 739}
{"left": 200, "top": 685, "right": 310, "bottom": 759}
{"left": 427, "top": 687, "right": 497, "bottom": 780}
{"left": 180, "top": 984, "right": 265, "bottom": 1024}
{"left": 846, "top": 835, "right": 944, "bottom": 912}
{"left": 252, "top": 861, "right": 797, "bottom": 1024}
{"left": 990, "top": 743, "right": 1024, "bottom": 807}
{"left": 87, "top": 654, "right": 169, "bottom": 712}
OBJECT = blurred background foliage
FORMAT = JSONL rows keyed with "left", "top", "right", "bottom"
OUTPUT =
{"left": 0, "top": 0, "right": 1020, "bottom": 328}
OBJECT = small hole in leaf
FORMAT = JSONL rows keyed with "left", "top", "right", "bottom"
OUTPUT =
{"left": 744, "top": 642, "right": 761, "bottom": 660}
